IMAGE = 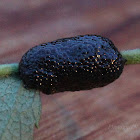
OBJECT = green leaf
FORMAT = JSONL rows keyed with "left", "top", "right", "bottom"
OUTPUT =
{"left": 0, "top": 75, "right": 41, "bottom": 140}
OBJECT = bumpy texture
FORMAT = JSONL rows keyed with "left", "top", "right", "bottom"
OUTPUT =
{"left": 19, "top": 35, "right": 126, "bottom": 94}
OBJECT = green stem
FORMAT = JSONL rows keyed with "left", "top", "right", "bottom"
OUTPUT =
{"left": 0, "top": 63, "right": 19, "bottom": 76}
{"left": 0, "top": 49, "right": 139, "bottom": 76}
{"left": 121, "top": 49, "right": 140, "bottom": 65}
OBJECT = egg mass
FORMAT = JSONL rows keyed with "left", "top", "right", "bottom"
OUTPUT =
{"left": 19, "top": 35, "right": 126, "bottom": 94}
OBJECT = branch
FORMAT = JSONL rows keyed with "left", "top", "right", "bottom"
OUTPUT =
{"left": 0, "top": 63, "right": 19, "bottom": 76}
{"left": 0, "top": 49, "right": 139, "bottom": 76}
{"left": 121, "top": 49, "right": 140, "bottom": 65}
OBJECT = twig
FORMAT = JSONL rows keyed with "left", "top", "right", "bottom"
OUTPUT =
{"left": 0, "top": 49, "right": 139, "bottom": 76}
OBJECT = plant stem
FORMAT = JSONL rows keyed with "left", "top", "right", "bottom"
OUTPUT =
{"left": 0, "top": 49, "right": 139, "bottom": 76}
{"left": 0, "top": 63, "right": 19, "bottom": 76}
{"left": 121, "top": 49, "right": 140, "bottom": 65}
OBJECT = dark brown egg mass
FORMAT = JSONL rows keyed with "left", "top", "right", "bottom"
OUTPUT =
{"left": 19, "top": 35, "right": 126, "bottom": 94}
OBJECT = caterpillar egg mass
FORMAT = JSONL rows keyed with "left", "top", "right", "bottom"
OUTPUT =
{"left": 19, "top": 35, "right": 126, "bottom": 94}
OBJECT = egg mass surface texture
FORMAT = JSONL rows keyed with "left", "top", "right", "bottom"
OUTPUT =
{"left": 19, "top": 35, "right": 126, "bottom": 94}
